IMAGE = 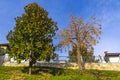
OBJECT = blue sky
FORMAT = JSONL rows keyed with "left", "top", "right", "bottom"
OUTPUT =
{"left": 0, "top": 0, "right": 120, "bottom": 56}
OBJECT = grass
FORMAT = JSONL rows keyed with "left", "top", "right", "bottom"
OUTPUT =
{"left": 0, "top": 66, "right": 120, "bottom": 80}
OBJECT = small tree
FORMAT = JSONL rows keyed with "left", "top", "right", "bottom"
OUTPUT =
{"left": 59, "top": 16, "right": 101, "bottom": 70}
{"left": 7, "top": 3, "right": 58, "bottom": 74}
{"left": 69, "top": 46, "right": 93, "bottom": 63}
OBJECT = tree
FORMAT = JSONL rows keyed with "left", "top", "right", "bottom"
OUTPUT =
{"left": 7, "top": 3, "right": 58, "bottom": 75}
{"left": 59, "top": 16, "right": 101, "bottom": 70}
{"left": 69, "top": 46, "right": 93, "bottom": 63}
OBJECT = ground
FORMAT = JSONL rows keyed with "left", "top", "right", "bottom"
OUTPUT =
{"left": 0, "top": 66, "right": 120, "bottom": 80}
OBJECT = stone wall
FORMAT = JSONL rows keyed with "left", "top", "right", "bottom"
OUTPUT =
{"left": 85, "top": 63, "right": 120, "bottom": 71}
{"left": 3, "top": 62, "right": 120, "bottom": 71}
{"left": 67, "top": 63, "right": 120, "bottom": 71}
{"left": 3, "top": 62, "right": 29, "bottom": 66}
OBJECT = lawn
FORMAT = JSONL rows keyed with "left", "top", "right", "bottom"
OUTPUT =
{"left": 0, "top": 66, "right": 120, "bottom": 80}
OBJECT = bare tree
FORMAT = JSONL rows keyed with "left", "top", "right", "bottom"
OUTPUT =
{"left": 59, "top": 15, "right": 102, "bottom": 70}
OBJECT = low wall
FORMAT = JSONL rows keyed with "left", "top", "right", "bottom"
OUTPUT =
{"left": 85, "top": 63, "right": 120, "bottom": 71}
{"left": 3, "top": 62, "right": 29, "bottom": 66}
{"left": 3, "top": 62, "right": 120, "bottom": 71}
{"left": 68, "top": 63, "right": 120, "bottom": 71}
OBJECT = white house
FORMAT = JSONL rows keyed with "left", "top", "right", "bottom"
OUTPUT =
{"left": 104, "top": 51, "right": 120, "bottom": 63}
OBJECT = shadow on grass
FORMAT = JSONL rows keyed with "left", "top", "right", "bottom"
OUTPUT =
{"left": 87, "top": 69, "right": 120, "bottom": 80}
{"left": 22, "top": 66, "right": 64, "bottom": 76}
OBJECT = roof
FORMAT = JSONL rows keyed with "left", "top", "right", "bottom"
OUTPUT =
{"left": 0, "top": 43, "right": 9, "bottom": 46}
{"left": 105, "top": 53, "right": 120, "bottom": 57}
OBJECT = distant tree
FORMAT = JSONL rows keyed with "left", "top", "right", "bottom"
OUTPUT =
{"left": 69, "top": 46, "right": 93, "bottom": 63}
{"left": 59, "top": 15, "right": 101, "bottom": 70}
{"left": 7, "top": 3, "right": 58, "bottom": 75}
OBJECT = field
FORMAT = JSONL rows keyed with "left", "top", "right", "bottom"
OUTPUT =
{"left": 0, "top": 66, "right": 120, "bottom": 80}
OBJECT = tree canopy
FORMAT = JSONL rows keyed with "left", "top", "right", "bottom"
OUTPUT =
{"left": 7, "top": 3, "right": 58, "bottom": 74}
{"left": 59, "top": 15, "right": 101, "bottom": 70}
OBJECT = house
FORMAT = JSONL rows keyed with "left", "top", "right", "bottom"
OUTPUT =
{"left": 0, "top": 43, "right": 9, "bottom": 49}
{"left": 0, "top": 43, "right": 9, "bottom": 65}
{"left": 104, "top": 51, "right": 120, "bottom": 63}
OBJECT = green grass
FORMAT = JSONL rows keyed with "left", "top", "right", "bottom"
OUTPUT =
{"left": 0, "top": 66, "right": 120, "bottom": 80}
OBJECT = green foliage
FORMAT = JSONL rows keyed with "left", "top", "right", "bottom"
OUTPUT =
{"left": 69, "top": 47, "right": 93, "bottom": 62}
{"left": 7, "top": 3, "right": 58, "bottom": 65}
{"left": 0, "top": 47, "right": 6, "bottom": 55}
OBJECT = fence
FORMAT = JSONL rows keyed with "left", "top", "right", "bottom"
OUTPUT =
{"left": 2, "top": 55, "right": 120, "bottom": 63}
{"left": 1, "top": 54, "right": 120, "bottom": 71}
{"left": 0, "top": 54, "right": 5, "bottom": 66}
{"left": 36, "top": 55, "right": 120, "bottom": 69}
{"left": 49, "top": 55, "right": 120, "bottom": 63}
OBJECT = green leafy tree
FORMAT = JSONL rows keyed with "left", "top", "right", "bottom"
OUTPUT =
{"left": 7, "top": 3, "right": 58, "bottom": 75}
{"left": 69, "top": 47, "right": 93, "bottom": 63}
{"left": 68, "top": 47, "right": 93, "bottom": 62}
{"left": 59, "top": 15, "right": 101, "bottom": 70}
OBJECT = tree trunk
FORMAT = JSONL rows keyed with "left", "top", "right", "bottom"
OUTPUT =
{"left": 77, "top": 47, "right": 83, "bottom": 70}
{"left": 29, "top": 51, "right": 32, "bottom": 75}
{"left": 29, "top": 65, "right": 32, "bottom": 75}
